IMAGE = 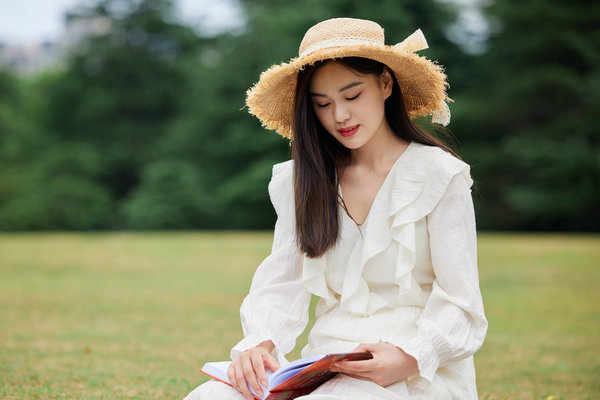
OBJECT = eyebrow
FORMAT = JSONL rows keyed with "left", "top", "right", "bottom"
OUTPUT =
{"left": 310, "top": 81, "right": 363, "bottom": 97}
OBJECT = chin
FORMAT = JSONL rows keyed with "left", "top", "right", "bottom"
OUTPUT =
{"left": 338, "top": 139, "right": 365, "bottom": 150}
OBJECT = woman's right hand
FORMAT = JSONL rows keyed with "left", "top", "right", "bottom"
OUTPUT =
{"left": 227, "top": 340, "right": 280, "bottom": 400}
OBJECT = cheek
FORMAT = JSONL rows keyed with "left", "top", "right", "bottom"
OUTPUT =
{"left": 314, "top": 107, "right": 332, "bottom": 128}
{"left": 360, "top": 95, "right": 386, "bottom": 122}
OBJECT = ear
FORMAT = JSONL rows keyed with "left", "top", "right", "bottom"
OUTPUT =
{"left": 380, "top": 68, "right": 393, "bottom": 100}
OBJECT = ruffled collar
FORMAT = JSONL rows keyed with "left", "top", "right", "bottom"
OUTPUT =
{"left": 338, "top": 141, "right": 416, "bottom": 228}
{"left": 302, "top": 142, "right": 471, "bottom": 316}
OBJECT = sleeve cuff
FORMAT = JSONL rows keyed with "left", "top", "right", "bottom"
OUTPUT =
{"left": 230, "top": 330, "right": 288, "bottom": 366}
{"left": 382, "top": 335, "right": 440, "bottom": 387}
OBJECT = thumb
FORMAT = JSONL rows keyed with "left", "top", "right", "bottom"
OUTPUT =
{"left": 351, "top": 343, "right": 378, "bottom": 354}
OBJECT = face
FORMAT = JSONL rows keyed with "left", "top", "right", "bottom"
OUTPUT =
{"left": 308, "top": 61, "right": 393, "bottom": 150}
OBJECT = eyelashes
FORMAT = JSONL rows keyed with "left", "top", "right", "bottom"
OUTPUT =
{"left": 315, "top": 93, "right": 362, "bottom": 108}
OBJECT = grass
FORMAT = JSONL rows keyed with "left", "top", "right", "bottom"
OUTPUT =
{"left": 0, "top": 232, "right": 598, "bottom": 399}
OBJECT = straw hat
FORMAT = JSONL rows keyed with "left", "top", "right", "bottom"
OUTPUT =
{"left": 246, "top": 17, "right": 451, "bottom": 139}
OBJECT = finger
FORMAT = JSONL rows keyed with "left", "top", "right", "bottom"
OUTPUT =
{"left": 351, "top": 343, "right": 378, "bottom": 354}
{"left": 333, "top": 359, "right": 374, "bottom": 374}
{"left": 227, "top": 364, "right": 238, "bottom": 391}
{"left": 252, "top": 353, "right": 268, "bottom": 389}
{"left": 233, "top": 362, "right": 253, "bottom": 399}
{"left": 237, "top": 373, "right": 254, "bottom": 400}
{"left": 263, "top": 352, "right": 281, "bottom": 372}
{"left": 242, "top": 355, "right": 263, "bottom": 397}
{"left": 338, "top": 371, "right": 372, "bottom": 381}
{"left": 232, "top": 362, "right": 247, "bottom": 392}
{"left": 351, "top": 343, "right": 370, "bottom": 352}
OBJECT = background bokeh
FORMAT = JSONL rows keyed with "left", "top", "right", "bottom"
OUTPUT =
{"left": 1, "top": 0, "right": 597, "bottom": 232}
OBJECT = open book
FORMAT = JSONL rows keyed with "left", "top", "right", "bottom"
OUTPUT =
{"left": 200, "top": 352, "right": 372, "bottom": 400}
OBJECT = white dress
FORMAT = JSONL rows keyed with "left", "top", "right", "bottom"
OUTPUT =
{"left": 184, "top": 142, "right": 488, "bottom": 400}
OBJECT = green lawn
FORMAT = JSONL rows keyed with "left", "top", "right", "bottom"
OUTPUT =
{"left": 0, "top": 233, "right": 598, "bottom": 399}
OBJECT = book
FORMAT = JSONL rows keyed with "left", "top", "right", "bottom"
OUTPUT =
{"left": 200, "top": 351, "right": 373, "bottom": 400}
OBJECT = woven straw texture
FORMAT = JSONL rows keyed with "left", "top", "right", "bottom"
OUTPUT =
{"left": 246, "top": 18, "right": 449, "bottom": 138}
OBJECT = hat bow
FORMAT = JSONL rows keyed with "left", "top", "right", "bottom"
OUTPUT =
{"left": 394, "top": 29, "right": 429, "bottom": 53}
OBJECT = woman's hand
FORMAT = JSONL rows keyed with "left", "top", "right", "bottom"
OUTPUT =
{"left": 227, "top": 340, "right": 280, "bottom": 400}
{"left": 330, "top": 342, "right": 419, "bottom": 387}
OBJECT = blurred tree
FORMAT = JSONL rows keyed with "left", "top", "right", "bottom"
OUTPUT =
{"left": 0, "top": 69, "right": 50, "bottom": 228}
{"left": 122, "top": 159, "right": 218, "bottom": 228}
{"left": 15, "top": 0, "right": 202, "bottom": 229}
{"left": 453, "top": 0, "right": 600, "bottom": 230}
{"left": 3, "top": 0, "right": 595, "bottom": 231}
{"left": 0, "top": 144, "right": 114, "bottom": 229}
{"left": 0, "top": 70, "right": 39, "bottom": 165}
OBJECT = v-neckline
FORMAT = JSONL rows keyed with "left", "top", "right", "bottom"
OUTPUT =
{"left": 339, "top": 142, "right": 413, "bottom": 228}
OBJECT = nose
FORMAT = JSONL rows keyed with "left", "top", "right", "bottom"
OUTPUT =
{"left": 333, "top": 103, "right": 350, "bottom": 123}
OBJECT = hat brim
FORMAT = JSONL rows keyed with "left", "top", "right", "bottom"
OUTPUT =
{"left": 246, "top": 44, "right": 448, "bottom": 138}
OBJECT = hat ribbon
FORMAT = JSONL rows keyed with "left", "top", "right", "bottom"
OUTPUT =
{"left": 393, "top": 29, "right": 428, "bottom": 53}
{"left": 395, "top": 29, "right": 451, "bottom": 126}
{"left": 300, "top": 28, "right": 429, "bottom": 57}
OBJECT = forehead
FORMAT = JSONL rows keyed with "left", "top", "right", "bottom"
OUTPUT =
{"left": 309, "top": 61, "right": 372, "bottom": 92}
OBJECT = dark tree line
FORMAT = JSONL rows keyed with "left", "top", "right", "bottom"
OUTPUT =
{"left": 0, "top": 0, "right": 597, "bottom": 231}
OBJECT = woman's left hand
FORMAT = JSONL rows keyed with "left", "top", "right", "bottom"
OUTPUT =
{"left": 330, "top": 342, "right": 419, "bottom": 387}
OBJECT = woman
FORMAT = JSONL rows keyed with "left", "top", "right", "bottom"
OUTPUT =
{"left": 185, "top": 17, "right": 487, "bottom": 400}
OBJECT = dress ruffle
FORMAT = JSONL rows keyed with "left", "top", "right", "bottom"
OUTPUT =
{"left": 301, "top": 142, "right": 472, "bottom": 317}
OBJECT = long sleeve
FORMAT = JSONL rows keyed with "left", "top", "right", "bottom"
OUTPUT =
{"left": 230, "top": 161, "right": 311, "bottom": 365}
{"left": 400, "top": 172, "right": 488, "bottom": 383}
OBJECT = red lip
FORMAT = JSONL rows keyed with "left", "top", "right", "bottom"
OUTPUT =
{"left": 338, "top": 125, "right": 359, "bottom": 137}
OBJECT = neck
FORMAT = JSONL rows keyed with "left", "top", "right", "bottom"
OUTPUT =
{"left": 349, "top": 122, "right": 408, "bottom": 168}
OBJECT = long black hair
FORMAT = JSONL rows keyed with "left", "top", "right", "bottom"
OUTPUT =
{"left": 292, "top": 57, "right": 456, "bottom": 258}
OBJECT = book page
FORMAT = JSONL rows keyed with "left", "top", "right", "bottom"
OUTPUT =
{"left": 268, "top": 354, "right": 323, "bottom": 390}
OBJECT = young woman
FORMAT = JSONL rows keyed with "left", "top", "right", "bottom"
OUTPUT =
{"left": 184, "top": 17, "right": 487, "bottom": 400}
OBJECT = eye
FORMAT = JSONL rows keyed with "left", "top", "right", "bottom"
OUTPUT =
{"left": 346, "top": 93, "right": 361, "bottom": 101}
{"left": 315, "top": 102, "right": 330, "bottom": 109}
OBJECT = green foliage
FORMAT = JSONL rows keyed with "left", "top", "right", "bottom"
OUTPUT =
{"left": 121, "top": 160, "right": 218, "bottom": 228}
{"left": 0, "top": 175, "right": 114, "bottom": 230}
{"left": 453, "top": 0, "right": 600, "bottom": 231}
{"left": 0, "top": 0, "right": 596, "bottom": 230}
{"left": 0, "top": 0, "right": 203, "bottom": 230}
{"left": 0, "top": 144, "right": 115, "bottom": 229}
